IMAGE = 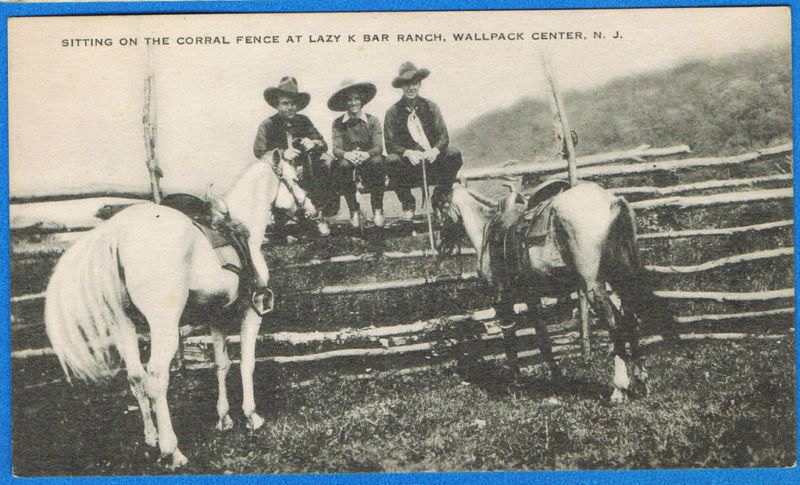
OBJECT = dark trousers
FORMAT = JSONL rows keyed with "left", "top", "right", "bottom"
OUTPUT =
{"left": 295, "top": 151, "right": 338, "bottom": 218}
{"left": 386, "top": 147, "right": 462, "bottom": 211}
{"left": 332, "top": 154, "right": 386, "bottom": 213}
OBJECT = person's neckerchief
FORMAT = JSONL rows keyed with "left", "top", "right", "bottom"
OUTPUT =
{"left": 404, "top": 99, "right": 432, "bottom": 151}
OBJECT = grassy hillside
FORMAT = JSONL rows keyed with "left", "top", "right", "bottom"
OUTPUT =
{"left": 454, "top": 47, "right": 791, "bottom": 168}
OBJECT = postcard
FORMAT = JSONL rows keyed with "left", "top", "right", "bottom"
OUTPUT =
{"left": 7, "top": 7, "right": 794, "bottom": 477}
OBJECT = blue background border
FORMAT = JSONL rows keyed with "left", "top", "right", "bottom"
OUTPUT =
{"left": 0, "top": 0, "right": 797, "bottom": 483}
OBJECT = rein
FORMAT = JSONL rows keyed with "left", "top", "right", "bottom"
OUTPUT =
{"left": 478, "top": 219, "right": 492, "bottom": 278}
{"left": 267, "top": 149, "right": 321, "bottom": 223}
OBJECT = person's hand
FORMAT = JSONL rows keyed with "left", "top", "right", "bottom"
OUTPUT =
{"left": 284, "top": 147, "right": 300, "bottom": 161}
{"left": 424, "top": 147, "right": 440, "bottom": 163}
{"left": 404, "top": 149, "right": 423, "bottom": 166}
{"left": 344, "top": 151, "right": 359, "bottom": 164}
{"left": 354, "top": 150, "right": 369, "bottom": 164}
{"left": 300, "top": 138, "right": 318, "bottom": 151}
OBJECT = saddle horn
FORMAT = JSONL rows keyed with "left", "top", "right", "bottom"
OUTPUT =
{"left": 205, "top": 183, "right": 231, "bottom": 225}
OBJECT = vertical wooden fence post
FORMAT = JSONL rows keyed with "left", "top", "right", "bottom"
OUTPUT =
{"left": 143, "top": 46, "right": 163, "bottom": 204}
{"left": 542, "top": 53, "right": 590, "bottom": 359}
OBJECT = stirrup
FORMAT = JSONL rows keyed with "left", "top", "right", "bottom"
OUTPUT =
{"left": 250, "top": 287, "right": 274, "bottom": 316}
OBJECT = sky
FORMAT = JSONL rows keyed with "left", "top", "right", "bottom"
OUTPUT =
{"left": 8, "top": 7, "right": 791, "bottom": 197}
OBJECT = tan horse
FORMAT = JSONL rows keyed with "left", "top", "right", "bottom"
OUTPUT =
{"left": 44, "top": 150, "right": 308, "bottom": 468}
{"left": 434, "top": 182, "right": 672, "bottom": 402}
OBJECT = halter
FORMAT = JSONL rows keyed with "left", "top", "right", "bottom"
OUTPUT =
{"left": 435, "top": 188, "right": 495, "bottom": 273}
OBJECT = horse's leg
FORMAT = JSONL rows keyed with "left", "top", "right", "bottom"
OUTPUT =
{"left": 117, "top": 322, "right": 158, "bottom": 448}
{"left": 526, "top": 294, "right": 559, "bottom": 380}
{"left": 143, "top": 312, "right": 187, "bottom": 469}
{"left": 495, "top": 294, "right": 520, "bottom": 374}
{"left": 579, "top": 290, "right": 591, "bottom": 360}
{"left": 128, "top": 280, "right": 188, "bottom": 468}
{"left": 211, "top": 326, "right": 233, "bottom": 431}
{"left": 240, "top": 310, "right": 264, "bottom": 430}
{"left": 587, "top": 281, "right": 630, "bottom": 402}
{"left": 621, "top": 307, "right": 648, "bottom": 396}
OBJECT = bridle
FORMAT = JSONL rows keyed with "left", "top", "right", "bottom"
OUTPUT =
{"left": 433, "top": 195, "right": 461, "bottom": 258}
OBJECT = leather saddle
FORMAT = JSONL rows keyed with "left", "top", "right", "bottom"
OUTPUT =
{"left": 485, "top": 179, "right": 571, "bottom": 281}
{"left": 161, "top": 190, "right": 273, "bottom": 316}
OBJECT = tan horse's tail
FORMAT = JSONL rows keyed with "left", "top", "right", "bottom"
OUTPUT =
{"left": 45, "top": 226, "right": 131, "bottom": 382}
{"left": 605, "top": 198, "right": 676, "bottom": 335}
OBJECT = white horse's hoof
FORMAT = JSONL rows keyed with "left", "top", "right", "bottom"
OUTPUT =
{"left": 144, "top": 432, "right": 158, "bottom": 448}
{"left": 246, "top": 412, "right": 265, "bottom": 431}
{"left": 610, "top": 388, "right": 628, "bottom": 403}
{"left": 165, "top": 449, "right": 188, "bottom": 470}
{"left": 216, "top": 414, "right": 234, "bottom": 431}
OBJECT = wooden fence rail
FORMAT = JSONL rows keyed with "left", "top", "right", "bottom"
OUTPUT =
{"left": 462, "top": 143, "right": 788, "bottom": 181}
{"left": 629, "top": 188, "right": 792, "bottom": 210}
{"left": 612, "top": 174, "right": 792, "bottom": 198}
{"left": 653, "top": 288, "right": 794, "bottom": 302}
{"left": 460, "top": 144, "right": 692, "bottom": 180}
{"left": 644, "top": 247, "right": 793, "bottom": 274}
{"left": 637, "top": 219, "right": 793, "bottom": 240}
{"left": 10, "top": 186, "right": 152, "bottom": 205}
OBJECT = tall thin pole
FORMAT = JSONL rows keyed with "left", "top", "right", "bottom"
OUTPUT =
{"left": 143, "top": 46, "right": 163, "bottom": 204}
{"left": 421, "top": 162, "right": 436, "bottom": 252}
{"left": 542, "top": 53, "right": 588, "bottom": 359}
{"left": 541, "top": 54, "right": 578, "bottom": 187}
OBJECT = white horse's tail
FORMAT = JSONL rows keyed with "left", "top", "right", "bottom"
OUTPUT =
{"left": 45, "top": 224, "right": 132, "bottom": 382}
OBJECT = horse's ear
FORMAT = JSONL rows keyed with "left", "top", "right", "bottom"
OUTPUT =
{"left": 271, "top": 149, "right": 282, "bottom": 165}
{"left": 205, "top": 183, "right": 231, "bottom": 223}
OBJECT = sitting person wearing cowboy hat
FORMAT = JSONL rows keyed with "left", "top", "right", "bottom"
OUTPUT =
{"left": 328, "top": 80, "right": 387, "bottom": 228}
{"left": 254, "top": 76, "right": 335, "bottom": 236}
{"left": 384, "top": 62, "right": 463, "bottom": 221}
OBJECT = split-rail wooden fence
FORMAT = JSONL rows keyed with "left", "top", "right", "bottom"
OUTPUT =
{"left": 10, "top": 143, "right": 795, "bottom": 386}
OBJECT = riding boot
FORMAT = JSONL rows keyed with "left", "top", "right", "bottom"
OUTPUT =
{"left": 343, "top": 191, "right": 359, "bottom": 218}
{"left": 396, "top": 187, "right": 416, "bottom": 222}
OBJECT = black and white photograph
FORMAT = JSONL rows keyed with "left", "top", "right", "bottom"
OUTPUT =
{"left": 7, "top": 7, "right": 795, "bottom": 476}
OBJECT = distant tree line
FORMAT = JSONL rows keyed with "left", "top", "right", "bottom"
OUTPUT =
{"left": 454, "top": 46, "right": 791, "bottom": 168}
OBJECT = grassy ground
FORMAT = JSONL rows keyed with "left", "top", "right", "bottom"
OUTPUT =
{"left": 12, "top": 336, "right": 795, "bottom": 476}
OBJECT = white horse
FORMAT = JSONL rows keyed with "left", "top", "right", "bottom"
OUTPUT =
{"left": 434, "top": 182, "right": 672, "bottom": 402}
{"left": 44, "top": 150, "right": 309, "bottom": 469}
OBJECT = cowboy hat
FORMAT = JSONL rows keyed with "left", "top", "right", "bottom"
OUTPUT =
{"left": 263, "top": 76, "right": 311, "bottom": 111}
{"left": 327, "top": 80, "right": 377, "bottom": 112}
{"left": 391, "top": 62, "right": 430, "bottom": 88}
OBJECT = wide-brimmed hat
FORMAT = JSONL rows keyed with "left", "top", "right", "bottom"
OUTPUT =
{"left": 263, "top": 76, "right": 310, "bottom": 111}
{"left": 327, "top": 80, "right": 377, "bottom": 111}
{"left": 391, "top": 62, "right": 430, "bottom": 88}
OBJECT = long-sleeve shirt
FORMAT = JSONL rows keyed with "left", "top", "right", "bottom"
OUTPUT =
{"left": 383, "top": 96, "right": 449, "bottom": 157}
{"left": 253, "top": 113, "right": 327, "bottom": 159}
{"left": 331, "top": 111, "right": 383, "bottom": 159}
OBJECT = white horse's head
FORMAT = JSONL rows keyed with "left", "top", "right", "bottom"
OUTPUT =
{"left": 433, "top": 186, "right": 497, "bottom": 279}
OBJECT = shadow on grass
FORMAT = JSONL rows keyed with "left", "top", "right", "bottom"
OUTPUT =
{"left": 454, "top": 358, "right": 610, "bottom": 401}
